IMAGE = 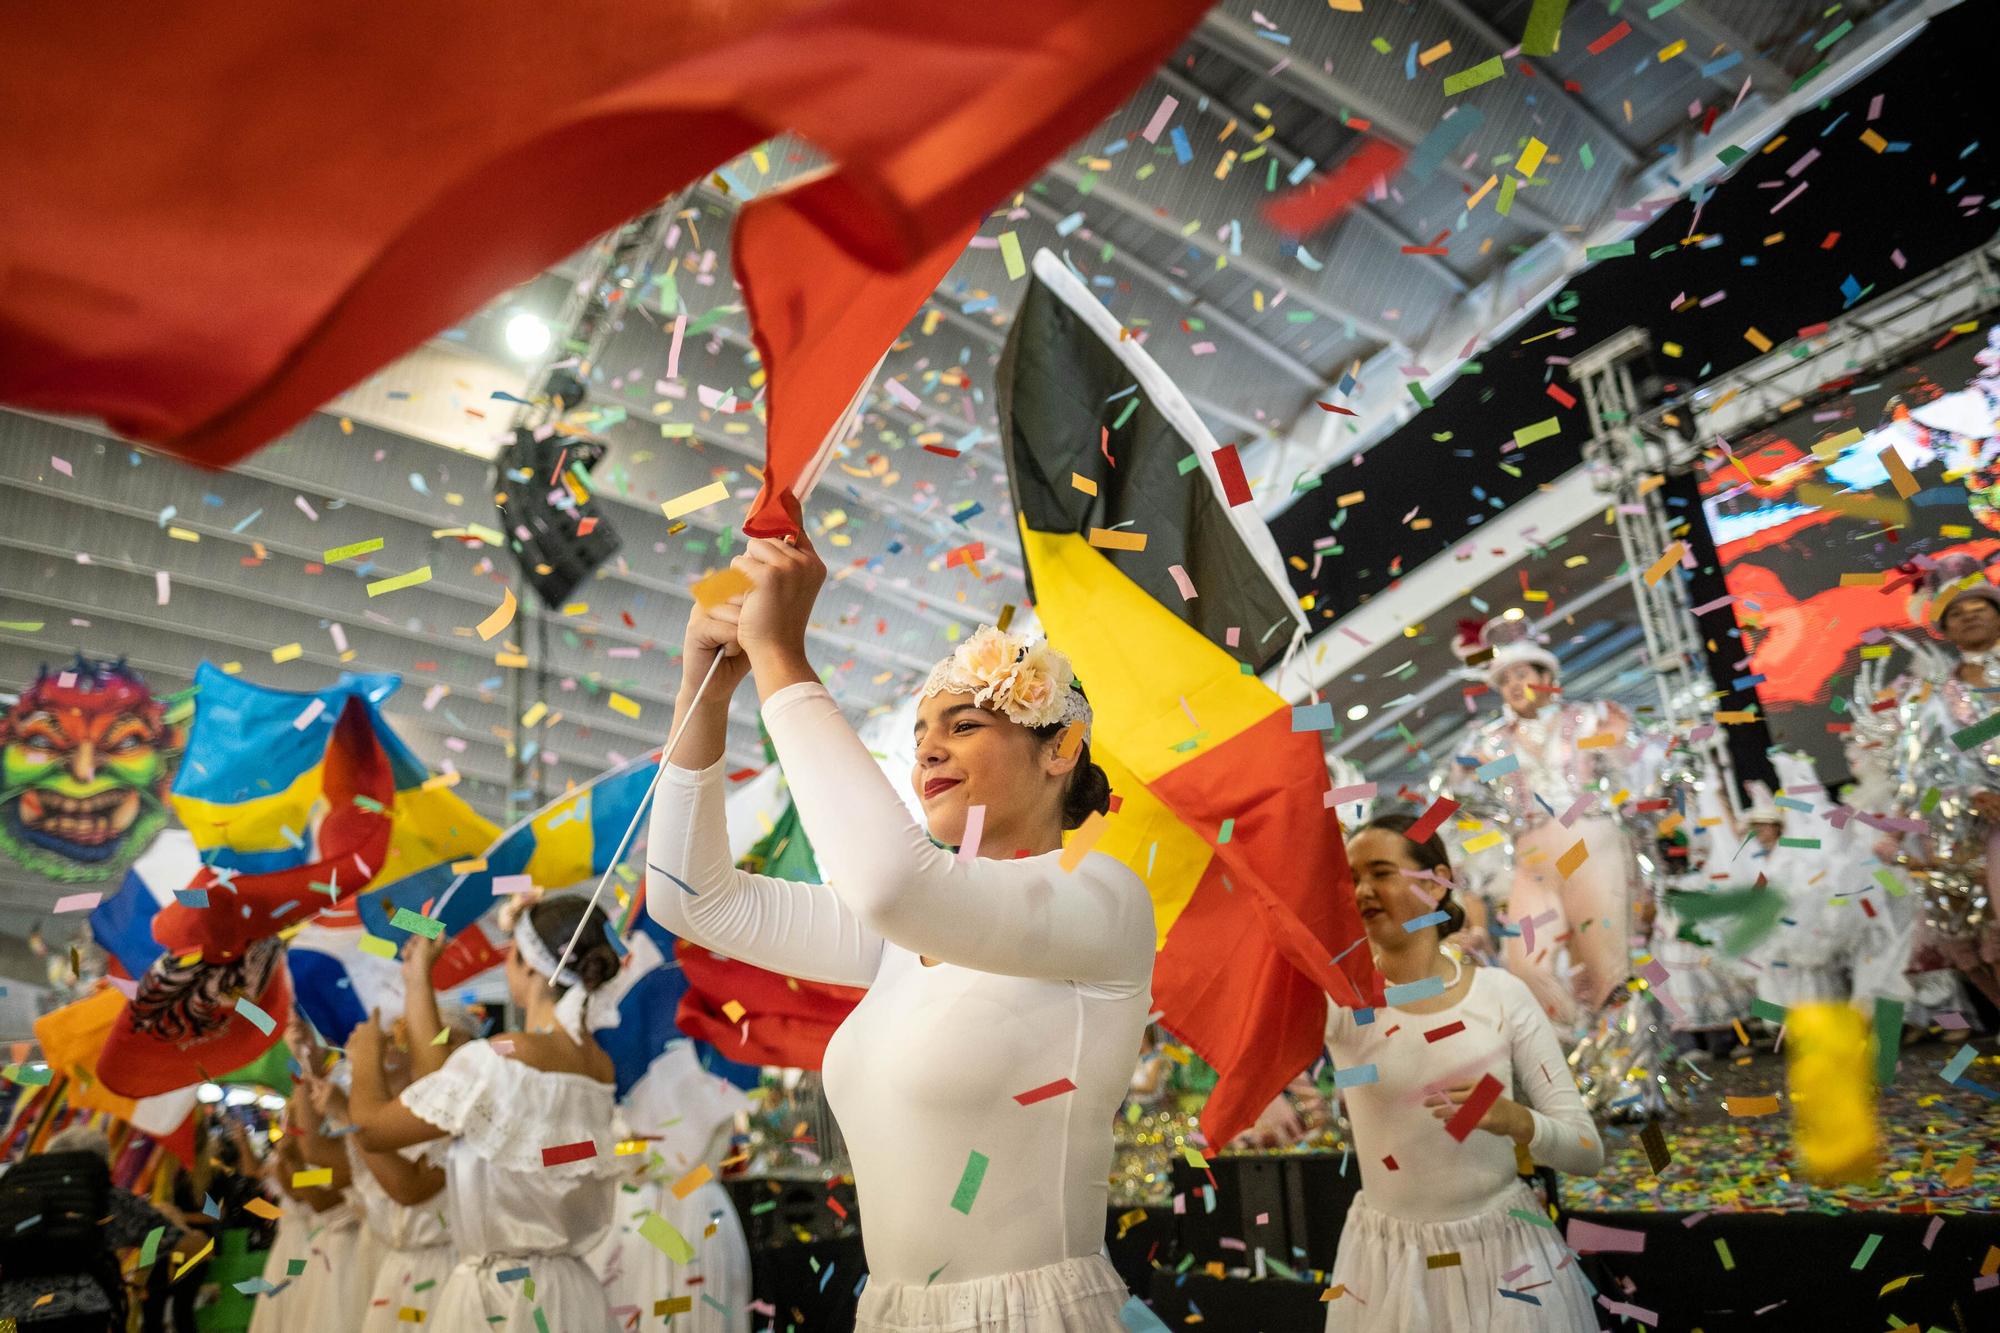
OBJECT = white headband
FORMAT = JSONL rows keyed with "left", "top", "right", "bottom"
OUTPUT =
{"left": 920, "top": 625, "right": 1092, "bottom": 734}
{"left": 512, "top": 913, "right": 582, "bottom": 990}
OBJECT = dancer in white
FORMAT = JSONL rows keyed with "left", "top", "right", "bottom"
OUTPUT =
{"left": 1442, "top": 616, "right": 1641, "bottom": 1029}
{"left": 1322, "top": 813, "right": 1602, "bottom": 1333}
{"left": 648, "top": 534, "right": 1153, "bottom": 1332}
{"left": 349, "top": 895, "right": 628, "bottom": 1333}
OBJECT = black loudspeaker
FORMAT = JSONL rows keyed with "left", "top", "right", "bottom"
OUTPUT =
{"left": 495, "top": 427, "right": 622, "bottom": 610}
{"left": 1172, "top": 1153, "right": 1361, "bottom": 1277}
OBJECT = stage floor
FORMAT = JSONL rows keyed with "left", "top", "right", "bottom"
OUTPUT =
{"left": 1567, "top": 1035, "right": 2000, "bottom": 1214}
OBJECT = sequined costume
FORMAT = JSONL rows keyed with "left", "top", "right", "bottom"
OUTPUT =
{"left": 1438, "top": 698, "right": 1644, "bottom": 1031}
{"left": 1875, "top": 652, "right": 2000, "bottom": 1006}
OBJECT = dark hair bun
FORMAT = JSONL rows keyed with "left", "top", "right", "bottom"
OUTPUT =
{"left": 1062, "top": 742, "right": 1113, "bottom": 830}
{"left": 527, "top": 895, "right": 621, "bottom": 993}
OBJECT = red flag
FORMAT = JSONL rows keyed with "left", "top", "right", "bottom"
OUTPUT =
{"left": 0, "top": 1, "right": 1213, "bottom": 499}
{"left": 673, "top": 941, "right": 862, "bottom": 1070}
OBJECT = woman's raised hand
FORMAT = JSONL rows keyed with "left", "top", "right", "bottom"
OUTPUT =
{"left": 733, "top": 534, "right": 825, "bottom": 670}
{"left": 679, "top": 591, "right": 752, "bottom": 702}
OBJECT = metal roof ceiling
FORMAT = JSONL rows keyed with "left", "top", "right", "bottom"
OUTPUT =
{"left": 0, "top": 0, "right": 1941, "bottom": 938}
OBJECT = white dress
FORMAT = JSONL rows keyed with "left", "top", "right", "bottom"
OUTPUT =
{"left": 1323, "top": 967, "right": 1603, "bottom": 1333}
{"left": 246, "top": 1196, "right": 307, "bottom": 1333}
{"left": 647, "top": 681, "right": 1155, "bottom": 1332}
{"left": 400, "top": 1040, "right": 626, "bottom": 1333}
{"left": 1736, "top": 841, "right": 1867, "bottom": 1007}
{"left": 346, "top": 1137, "right": 455, "bottom": 1333}
{"left": 281, "top": 1196, "right": 366, "bottom": 1333}
{"left": 588, "top": 1042, "right": 751, "bottom": 1333}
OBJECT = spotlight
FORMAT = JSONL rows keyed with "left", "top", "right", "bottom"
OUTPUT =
{"left": 195, "top": 1082, "right": 224, "bottom": 1104}
{"left": 505, "top": 313, "right": 552, "bottom": 359}
{"left": 1347, "top": 704, "right": 1369, "bottom": 721}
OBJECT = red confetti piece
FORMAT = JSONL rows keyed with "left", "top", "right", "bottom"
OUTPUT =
{"left": 540, "top": 1140, "right": 598, "bottom": 1167}
{"left": 945, "top": 542, "right": 986, "bottom": 569}
{"left": 1316, "top": 401, "right": 1357, "bottom": 415}
{"left": 1211, "top": 443, "right": 1253, "bottom": 507}
{"left": 1444, "top": 1074, "right": 1505, "bottom": 1142}
{"left": 1382, "top": 1155, "right": 1399, "bottom": 1170}
{"left": 1407, "top": 796, "right": 1460, "bottom": 844}
{"left": 1262, "top": 139, "right": 1409, "bottom": 239}
{"left": 1546, "top": 383, "right": 1577, "bottom": 409}
{"left": 922, "top": 444, "right": 962, "bottom": 458}
{"left": 1587, "top": 20, "right": 1630, "bottom": 55}
{"left": 1012, "top": 1077, "right": 1079, "bottom": 1106}
{"left": 1424, "top": 1021, "right": 1467, "bottom": 1043}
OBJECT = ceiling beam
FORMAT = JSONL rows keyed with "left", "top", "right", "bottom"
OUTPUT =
{"left": 1658, "top": 0, "right": 1798, "bottom": 97}
{"left": 1427, "top": 0, "right": 1645, "bottom": 164}
{"left": 1146, "top": 64, "right": 1471, "bottom": 295}
{"left": 1197, "top": 8, "right": 1576, "bottom": 239}
{"left": 1043, "top": 161, "right": 1406, "bottom": 349}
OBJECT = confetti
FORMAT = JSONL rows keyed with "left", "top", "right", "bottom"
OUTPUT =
{"left": 476, "top": 586, "right": 518, "bottom": 641}
{"left": 949, "top": 1150, "right": 990, "bottom": 1214}
{"left": 1012, "top": 1077, "right": 1078, "bottom": 1106}
{"left": 366, "top": 566, "right": 432, "bottom": 597}
{"left": 1443, "top": 1074, "right": 1503, "bottom": 1141}
{"left": 540, "top": 1140, "right": 598, "bottom": 1167}
{"left": 638, "top": 1211, "right": 695, "bottom": 1262}
{"left": 662, "top": 480, "right": 731, "bottom": 520}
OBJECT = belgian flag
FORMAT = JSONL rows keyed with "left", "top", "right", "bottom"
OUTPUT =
{"left": 1000, "top": 250, "right": 1381, "bottom": 1144}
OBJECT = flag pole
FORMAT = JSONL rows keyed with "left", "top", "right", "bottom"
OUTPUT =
{"left": 551, "top": 652, "right": 723, "bottom": 978}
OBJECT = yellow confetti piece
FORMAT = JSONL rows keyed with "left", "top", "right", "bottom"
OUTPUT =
{"left": 1658, "top": 38, "right": 1686, "bottom": 61}
{"left": 174, "top": 1236, "right": 214, "bottom": 1281}
{"left": 662, "top": 480, "right": 731, "bottom": 520}
{"left": 999, "top": 231, "right": 1026, "bottom": 280}
{"left": 167, "top": 526, "right": 200, "bottom": 542}
{"left": 1723, "top": 1095, "right": 1780, "bottom": 1117}
{"left": 291, "top": 1168, "right": 332, "bottom": 1189}
{"left": 1086, "top": 528, "right": 1148, "bottom": 552}
{"left": 1643, "top": 542, "right": 1686, "bottom": 585}
{"left": 450, "top": 858, "right": 488, "bottom": 875}
{"left": 494, "top": 651, "right": 529, "bottom": 669}
{"left": 1557, "top": 840, "right": 1590, "bottom": 879}
{"left": 671, "top": 1164, "right": 715, "bottom": 1200}
{"left": 324, "top": 538, "right": 385, "bottom": 563}
{"left": 1059, "top": 810, "right": 1109, "bottom": 871}
{"left": 1515, "top": 137, "right": 1548, "bottom": 179}
{"left": 1744, "top": 327, "right": 1773, "bottom": 353}
{"left": 1786, "top": 1002, "right": 1879, "bottom": 1185}
{"left": 366, "top": 565, "right": 433, "bottom": 597}
{"left": 654, "top": 1298, "right": 694, "bottom": 1317}
{"left": 1463, "top": 830, "right": 1505, "bottom": 854}
{"left": 271, "top": 642, "right": 303, "bottom": 663}
{"left": 1880, "top": 447, "right": 1919, "bottom": 499}
{"left": 1071, "top": 472, "right": 1099, "bottom": 496}
{"left": 1336, "top": 490, "right": 1366, "bottom": 508}
{"left": 521, "top": 702, "right": 548, "bottom": 728}
{"left": 1418, "top": 39, "right": 1453, "bottom": 66}
{"left": 607, "top": 692, "right": 642, "bottom": 719}
{"left": 721, "top": 1000, "right": 747, "bottom": 1024}
{"left": 691, "top": 566, "right": 753, "bottom": 610}
{"left": 1859, "top": 128, "right": 1888, "bottom": 153}
{"left": 476, "top": 586, "right": 518, "bottom": 641}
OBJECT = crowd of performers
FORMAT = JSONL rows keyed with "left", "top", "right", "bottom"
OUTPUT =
{"left": 24, "top": 537, "right": 1998, "bottom": 1333}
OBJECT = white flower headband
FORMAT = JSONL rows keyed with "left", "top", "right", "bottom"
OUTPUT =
{"left": 920, "top": 626, "right": 1092, "bottom": 734}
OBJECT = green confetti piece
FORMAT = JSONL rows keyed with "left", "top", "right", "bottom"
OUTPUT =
{"left": 1718, "top": 144, "right": 1748, "bottom": 165}
{"left": 141, "top": 1226, "right": 165, "bottom": 1267}
{"left": 1777, "top": 837, "right": 1821, "bottom": 849}
{"left": 1521, "top": 0, "right": 1569, "bottom": 57}
{"left": 1443, "top": 56, "right": 1505, "bottom": 96}
{"left": 3, "top": 1064, "right": 52, "bottom": 1086}
{"left": 1217, "top": 818, "right": 1235, "bottom": 845}
{"left": 1715, "top": 1237, "right": 1735, "bottom": 1271}
{"left": 1177, "top": 452, "right": 1202, "bottom": 476}
{"left": 638, "top": 1211, "right": 695, "bottom": 1262}
{"left": 1406, "top": 382, "right": 1434, "bottom": 409}
{"left": 1585, "top": 240, "right": 1636, "bottom": 261}
{"left": 1750, "top": 997, "right": 1788, "bottom": 1026}
{"left": 1852, "top": 1233, "right": 1882, "bottom": 1269}
{"left": 1814, "top": 19, "right": 1853, "bottom": 51}
{"left": 949, "top": 1150, "right": 990, "bottom": 1215}
{"left": 233, "top": 996, "right": 276, "bottom": 1035}
{"left": 1508, "top": 1207, "right": 1556, "bottom": 1228}
{"left": 1951, "top": 713, "right": 2000, "bottom": 750}
{"left": 1497, "top": 174, "right": 1518, "bottom": 216}
{"left": 1578, "top": 141, "right": 1596, "bottom": 171}
{"left": 1370, "top": 36, "right": 1392, "bottom": 55}
{"left": 1874, "top": 998, "right": 1904, "bottom": 1087}
{"left": 323, "top": 538, "right": 384, "bottom": 563}
{"left": 1111, "top": 398, "right": 1140, "bottom": 431}
{"left": 1181, "top": 1144, "right": 1209, "bottom": 1169}
{"left": 1920, "top": 786, "right": 1941, "bottom": 813}
{"left": 389, "top": 907, "right": 445, "bottom": 940}
{"left": 1873, "top": 869, "right": 1906, "bottom": 898}
{"left": 0, "top": 621, "right": 46, "bottom": 632}
{"left": 660, "top": 422, "right": 695, "bottom": 438}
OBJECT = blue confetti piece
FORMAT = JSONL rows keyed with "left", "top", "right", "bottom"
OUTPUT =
{"left": 1384, "top": 975, "right": 1447, "bottom": 1005}
{"left": 1940, "top": 1044, "right": 1978, "bottom": 1084}
{"left": 1332, "top": 1064, "right": 1379, "bottom": 1088}
{"left": 1403, "top": 910, "right": 1449, "bottom": 932}
{"left": 1170, "top": 125, "right": 1192, "bottom": 165}
{"left": 1476, "top": 754, "right": 1520, "bottom": 780}
{"left": 1291, "top": 702, "right": 1336, "bottom": 732}
{"left": 496, "top": 1267, "right": 530, "bottom": 1284}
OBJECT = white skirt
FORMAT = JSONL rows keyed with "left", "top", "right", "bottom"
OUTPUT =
{"left": 359, "top": 1240, "right": 457, "bottom": 1333}
{"left": 588, "top": 1177, "right": 750, "bottom": 1333}
{"left": 247, "top": 1213, "right": 307, "bottom": 1333}
{"left": 286, "top": 1207, "right": 368, "bottom": 1333}
{"left": 856, "top": 1252, "right": 1130, "bottom": 1333}
{"left": 1323, "top": 1186, "right": 1596, "bottom": 1333}
{"left": 430, "top": 1252, "right": 616, "bottom": 1333}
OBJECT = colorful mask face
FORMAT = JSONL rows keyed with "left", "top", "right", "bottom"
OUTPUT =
{"left": 0, "top": 659, "right": 184, "bottom": 882}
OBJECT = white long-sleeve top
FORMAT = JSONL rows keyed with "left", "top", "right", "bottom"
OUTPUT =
{"left": 1326, "top": 966, "right": 1603, "bottom": 1224}
{"left": 646, "top": 681, "right": 1155, "bottom": 1285}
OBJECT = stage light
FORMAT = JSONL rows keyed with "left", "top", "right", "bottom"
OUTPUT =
{"left": 224, "top": 1087, "right": 258, "bottom": 1107}
{"left": 196, "top": 1082, "right": 224, "bottom": 1104}
{"left": 257, "top": 1094, "right": 286, "bottom": 1112}
{"left": 505, "top": 312, "right": 552, "bottom": 358}
{"left": 1503, "top": 607, "right": 1525, "bottom": 621}
{"left": 1347, "top": 704, "right": 1369, "bottom": 721}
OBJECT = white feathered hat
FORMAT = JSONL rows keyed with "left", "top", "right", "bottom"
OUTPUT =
{"left": 1453, "top": 616, "right": 1559, "bottom": 686}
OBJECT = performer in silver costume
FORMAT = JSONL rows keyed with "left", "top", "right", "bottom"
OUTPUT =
{"left": 1438, "top": 617, "right": 1646, "bottom": 1031}
{"left": 1863, "top": 552, "right": 2000, "bottom": 1008}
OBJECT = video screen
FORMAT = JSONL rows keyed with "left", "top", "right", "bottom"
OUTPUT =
{"left": 1698, "top": 321, "right": 2000, "bottom": 778}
